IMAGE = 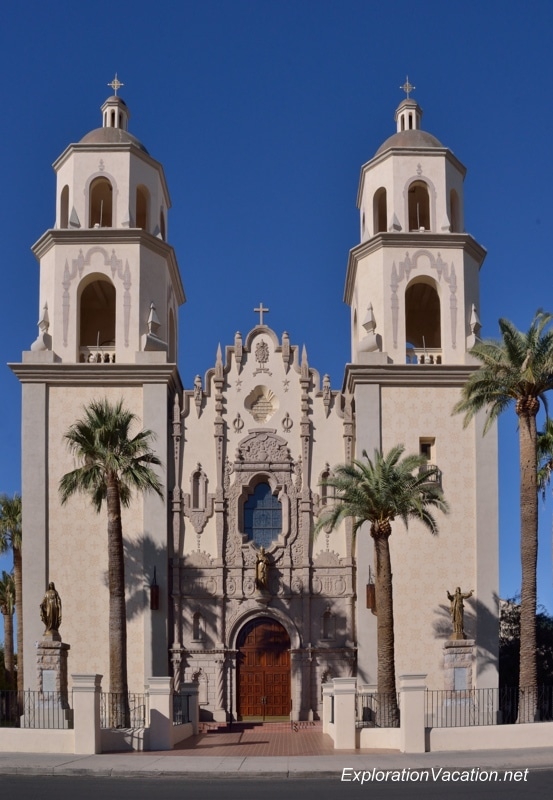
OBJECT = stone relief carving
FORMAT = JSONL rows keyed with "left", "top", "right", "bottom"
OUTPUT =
{"left": 183, "top": 550, "right": 214, "bottom": 567}
{"left": 233, "top": 413, "right": 245, "bottom": 433}
{"left": 193, "top": 375, "right": 203, "bottom": 417}
{"left": 244, "top": 386, "right": 279, "bottom": 424}
{"left": 313, "top": 550, "right": 342, "bottom": 567}
{"left": 253, "top": 339, "right": 271, "bottom": 375}
{"left": 282, "top": 412, "right": 293, "bottom": 433}
{"left": 236, "top": 431, "right": 291, "bottom": 464}
{"left": 391, "top": 249, "right": 457, "bottom": 351}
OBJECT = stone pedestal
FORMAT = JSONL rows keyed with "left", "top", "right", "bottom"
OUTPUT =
{"left": 443, "top": 639, "right": 475, "bottom": 691}
{"left": 22, "top": 637, "right": 72, "bottom": 728}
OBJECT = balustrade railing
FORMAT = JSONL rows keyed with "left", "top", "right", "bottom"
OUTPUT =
{"left": 100, "top": 692, "right": 148, "bottom": 729}
{"left": 356, "top": 692, "right": 400, "bottom": 728}
{"left": 406, "top": 347, "right": 442, "bottom": 365}
{"left": 0, "top": 690, "right": 72, "bottom": 729}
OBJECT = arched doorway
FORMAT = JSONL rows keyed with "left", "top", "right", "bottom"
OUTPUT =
{"left": 237, "top": 617, "right": 290, "bottom": 719}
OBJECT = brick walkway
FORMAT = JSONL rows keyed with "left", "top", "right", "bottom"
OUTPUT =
{"left": 170, "top": 722, "right": 338, "bottom": 757}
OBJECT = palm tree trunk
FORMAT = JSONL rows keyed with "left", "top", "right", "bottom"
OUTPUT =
{"left": 13, "top": 548, "right": 23, "bottom": 692}
{"left": 373, "top": 525, "right": 399, "bottom": 726}
{"left": 2, "top": 611, "right": 14, "bottom": 689}
{"left": 516, "top": 398, "right": 539, "bottom": 722}
{"left": 106, "top": 475, "right": 130, "bottom": 727}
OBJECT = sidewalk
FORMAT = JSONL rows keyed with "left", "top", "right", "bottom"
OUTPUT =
{"left": 0, "top": 747, "right": 551, "bottom": 778}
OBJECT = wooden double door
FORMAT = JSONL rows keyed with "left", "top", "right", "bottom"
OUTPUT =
{"left": 237, "top": 618, "right": 291, "bottom": 719}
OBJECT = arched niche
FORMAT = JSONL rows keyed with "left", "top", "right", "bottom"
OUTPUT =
{"left": 405, "top": 278, "right": 441, "bottom": 356}
{"left": 89, "top": 177, "right": 113, "bottom": 228}
{"left": 408, "top": 180, "right": 430, "bottom": 231}
{"left": 60, "top": 185, "right": 69, "bottom": 229}
{"left": 373, "top": 187, "right": 387, "bottom": 234}
{"left": 136, "top": 185, "right": 149, "bottom": 230}
{"left": 78, "top": 274, "right": 116, "bottom": 362}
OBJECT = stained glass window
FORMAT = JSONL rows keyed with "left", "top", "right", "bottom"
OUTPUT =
{"left": 244, "top": 482, "right": 282, "bottom": 548}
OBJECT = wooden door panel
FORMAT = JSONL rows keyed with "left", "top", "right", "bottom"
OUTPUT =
{"left": 237, "top": 618, "right": 291, "bottom": 719}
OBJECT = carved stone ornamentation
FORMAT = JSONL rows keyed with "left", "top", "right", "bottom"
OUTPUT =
{"left": 236, "top": 430, "right": 291, "bottom": 464}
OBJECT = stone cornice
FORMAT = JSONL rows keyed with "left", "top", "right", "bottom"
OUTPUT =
{"left": 31, "top": 228, "right": 185, "bottom": 306}
{"left": 342, "top": 362, "right": 479, "bottom": 393}
{"left": 52, "top": 142, "right": 172, "bottom": 208}
{"left": 9, "top": 361, "right": 183, "bottom": 392}
{"left": 343, "top": 232, "right": 487, "bottom": 305}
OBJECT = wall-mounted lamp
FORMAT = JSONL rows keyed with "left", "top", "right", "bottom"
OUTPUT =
{"left": 366, "top": 566, "right": 376, "bottom": 615}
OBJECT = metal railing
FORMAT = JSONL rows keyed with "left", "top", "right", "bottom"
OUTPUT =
{"left": 356, "top": 692, "right": 400, "bottom": 728}
{"left": 0, "top": 690, "right": 72, "bottom": 729}
{"left": 426, "top": 687, "right": 553, "bottom": 728}
{"left": 100, "top": 692, "right": 148, "bottom": 729}
{"left": 172, "top": 692, "right": 191, "bottom": 726}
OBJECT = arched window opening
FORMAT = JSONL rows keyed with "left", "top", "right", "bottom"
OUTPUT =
{"left": 319, "top": 465, "right": 334, "bottom": 507}
{"left": 136, "top": 185, "right": 149, "bottom": 230}
{"left": 191, "top": 467, "right": 207, "bottom": 510}
{"left": 244, "top": 482, "right": 282, "bottom": 548}
{"left": 405, "top": 281, "right": 441, "bottom": 364}
{"left": 401, "top": 116, "right": 405, "bottom": 131}
{"left": 373, "top": 187, "right": 387, "bottom": 234}
{"left": 60, "top": 185, "right": 69, "bottom": 228}
{"left": 89, "top": 177, "right": 113, "bottom": 228}
{"left": 160, "top": 209, "right": 166, "bottom": 241}
{"left": 408, "top": 181, "right": 430, "bottom": 231}
{"left": 79, "top": 278, "right": 116, "bottom": 362}
{"left": 450, "top": 189, "right": 460, "bottom": 233}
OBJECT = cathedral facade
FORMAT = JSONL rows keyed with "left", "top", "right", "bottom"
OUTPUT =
{"left": 12, "top": 88, "right": 499, "bottom": 721}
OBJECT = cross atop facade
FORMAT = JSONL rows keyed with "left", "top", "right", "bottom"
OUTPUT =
{"left": 400, "top": 76, "right": 415, "bottom": 99}
{"left": 108, "top": 74, "right": 124, "bottom": 96}
{"left": 254, "top": 302, "right": 269, "bottom": 325}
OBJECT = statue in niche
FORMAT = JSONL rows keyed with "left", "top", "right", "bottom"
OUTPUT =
{"left": 255, "top": 547, "right": 269, "bottom": 590}
{"left": 447, "top": 586, "right": 473, "bottom": 640}
{"left": 40, "top": 582, "right": 62, "bottom": 637}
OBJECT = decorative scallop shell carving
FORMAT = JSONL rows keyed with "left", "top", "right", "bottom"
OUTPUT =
{"left": 244, "top": 385, "right": 280, "bottom": 423}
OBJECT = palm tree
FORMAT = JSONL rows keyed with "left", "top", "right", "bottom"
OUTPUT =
{"left": 59, "top": 398, "right": 163, "bottom": 726}
{"left": 316, "top": 446, "right": 448, "bottom": 723}
{"left": 454, "top": 310, "right": 553, "bottom": 721}
{"left": 0, "top": 494, "right": 22, "bottom": 691}
{"left": 0, "top": 571, "right": 15, "bottom": 690}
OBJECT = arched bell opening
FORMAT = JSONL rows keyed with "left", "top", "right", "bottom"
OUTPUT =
{"left": 136, "top": 184, "right": 150, "bottom": 231}
{"left": 405, "top": 279, "right": 441, "bottom": 364}
{"left": 78, "top": 275, "right": 116, "bottom": 362}
{"left": 89, "top": 177, "right": 113, "bottom": 228}
{"left": 60, "top": 185, "right": 69, "bottom": 229}
{"left": 408, "top": 180, "right": 430, "bottom": 231}
{"left": 450, "top": 189, "right": 460, "bottom": 233}
{"left": 373, "top": 187, "right": 387, "bottom": 234}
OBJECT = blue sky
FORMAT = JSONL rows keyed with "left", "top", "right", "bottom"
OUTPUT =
{"left": 1, "top": 0, "right": 552, "bottom": 618}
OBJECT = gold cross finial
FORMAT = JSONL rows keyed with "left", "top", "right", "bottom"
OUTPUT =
{"left": 400, "top": 76, "right": 415, "bottom": 99}
{"left": 254, "top": 302, "right": 269, "bottom": 325}
{"left": 108, "top": 73, "right": 124, "bottom": 96}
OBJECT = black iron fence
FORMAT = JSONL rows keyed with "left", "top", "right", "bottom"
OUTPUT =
{"left": 172, "top": 692, "right": 191, "bottom": 726}
{"left": 426, "top": 687, "right": 553, "bottom": 728}
{"left": 100, "top": 692, "right": 148, "bottom": 729}
{"left": 0, "top": 690, "right": 72, "bottom": 729}
{"left": 356, "top": 693, "right": 400, "bottom": 728}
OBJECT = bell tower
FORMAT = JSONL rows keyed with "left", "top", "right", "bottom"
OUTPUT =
{"left": 345, "top": 86, "right": 499, "bottom": 691}
{"left": 345, "top": 86, "right": 484, "bottom": 366}
{"left": 12, "top": 80, "right": 185, "bottom": 690}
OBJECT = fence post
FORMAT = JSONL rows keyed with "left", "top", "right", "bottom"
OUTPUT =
{"left": 147, "top": 676, "right": 173, "bottom": 750}
{"left": 322, "top": 683, "right": 334, "bottom": 734}
{"left": 399, "top": 673, "right": 426, "bottom": 753}
{"left": 72, "top": 674, "right": 102, "bottom": 754}
{"left": 332, "top": 677, "right": 357, "bottom": 749}
{"left": 180, "top": 682, "right": 199, "bottom": 734}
